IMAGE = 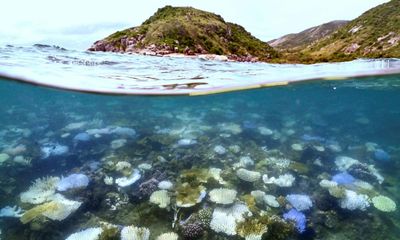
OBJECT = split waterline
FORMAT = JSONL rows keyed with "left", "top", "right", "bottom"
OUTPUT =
{"left": 1, "top": 45, "right": 400, "bottom": 239}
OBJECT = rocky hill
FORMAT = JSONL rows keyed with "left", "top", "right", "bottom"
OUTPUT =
{"left": 89, "top": 6, "right": 278, "bottom": 61}
{"left": 296, "top": 0, "right": 400, "bottom": 62}
{"left": 268, "top": 20, "right": 349, "bottom": 50}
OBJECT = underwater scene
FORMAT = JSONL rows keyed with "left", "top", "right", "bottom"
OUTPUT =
{"left": 1, "top": 73, "right": 400, "bottom": 240}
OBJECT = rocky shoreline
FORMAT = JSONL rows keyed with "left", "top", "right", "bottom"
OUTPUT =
{"left": 88, "top": 38, "right": 259, "bottom": 62}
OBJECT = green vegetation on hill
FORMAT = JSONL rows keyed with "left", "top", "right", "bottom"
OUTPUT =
{"left": 268, "top": 20, "right": 349, "bottom": 50}
{"left": 90, "top": 6, "right": 278, "bottom": 61}
{"left": 289, "top": 0, "right": 400, "bottom": 63}
{"left": 90, "top": 2, "right": 400, "bottom": 64}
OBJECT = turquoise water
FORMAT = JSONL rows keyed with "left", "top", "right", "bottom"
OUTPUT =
{"left": 1, "top": 73, "right": 400, "bottom": 239}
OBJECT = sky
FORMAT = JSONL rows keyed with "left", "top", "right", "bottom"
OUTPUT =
{"left": 0, "top": 0, "right": 389, "bottom": 50}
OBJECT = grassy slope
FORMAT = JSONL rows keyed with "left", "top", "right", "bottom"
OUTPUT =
{"left": 296, "top": 0, "right": 400, "bottom": 62}
{"left": 269, "top": 20, "right": 349, "bottom": 50}
{"left": 102, "top": 6, "right": 278, "bottom": 60}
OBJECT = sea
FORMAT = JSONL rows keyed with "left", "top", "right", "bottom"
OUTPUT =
{"left": 0, "top": 44, "right": 400, "bottom": 240}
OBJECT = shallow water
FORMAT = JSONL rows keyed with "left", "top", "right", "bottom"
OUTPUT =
{"left": 1, "top": 44, "right": 400, "bottom": 95}
{"left": 0, "top": 73, "right": 400, "bottom": 240}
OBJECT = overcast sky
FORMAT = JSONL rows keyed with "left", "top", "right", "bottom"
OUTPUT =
{"left": 0, "top": 0, "right": 388, "bottom": 50}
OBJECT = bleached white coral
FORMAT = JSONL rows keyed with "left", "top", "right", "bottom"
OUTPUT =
{"left": 262, "top": 174, "right": 295, "bottom": 187}
{"left": 258, "top": 127, "right": 273, "bottom": 136}
{"left": 156, "top": 232, "right": 178, "bottom": 240}
{"left": 319, "top": 179, "right": 338, "bottom": 189}
{"left": 115, "top": 161, "right": 132, "bottom": 172}
{"left": 150, "top": 190, "right": 170, "bottom": 209}
{"left": 66, "top": 227, "right": 103, "bottom": 240}
{"left": 138, "top": 163, "right": 152, "bottom": 171}
{"left": 0, "top": 153, "right": 10, "bottom": 165}
{"left": 291, "top": 144, "right": 303, "bottom": 151}
{"left": 236, "top": 168, "right": 261, "bottom": 182}
{"left": 219, "top": 123, "right": 242, "bottom": 135}
{"left": 245, "top": 233, "right": 264, "bottom": 240}
{"left": 286, "top": 194, "right": 313, "bottom": 211}
{"left": 335, "top": 156, "right": 359, "bottom": 171}
{"left": 115, "top": 169, "right": 141, "bottom": 187}
{"left": 42, "top": 193, "right": 82, "bottom": 221}
{"left": 353, "top": 180, "right": 374, "bottom": 190}
{"left": 20, "top": 176, "right": 60, "bottom": 204}
{"left": 210, "top": 203, "right": 250, "bottom": 236}
{"left": 339, "top": 190, "right": 370, "bottom": 211}
{"left": 110, "top": 139, "right": 127, "bottom": 149}
{"left": 367, "top": 164, "right": 384, "bottom": 184}
{"left": 208, "top": 168, "right": 227, "bottom": 184}
{"left": 121, "top": 226, "right": 150, "bottom": 240}
{"left": 264, "top": 195, "right": 280, "bottom": 208}
{"left": 240, "top": 156, "right": 254, "bottom": 167}
{"left": 372, "top": 195, "right": 396, "bottom": 212}
{"left": 104, "top": 176, "right": 114, "bottom": 185}
{"left": 158, "top": 180, "right": 174, "bottom": 190}
{"left": 214, "top": 145, "right": 226, "bottom": 155}
{"left": 250, "top": 190, "right": 266, "bottom": 204}
{"left": 264, "top": 157, "right": 291, "bottom": 169}
{"left": 0, "top": 206, "right": 24, "bottom": 218}
{"left": 209, "top": 188, "right": 237, "bottom": 205}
